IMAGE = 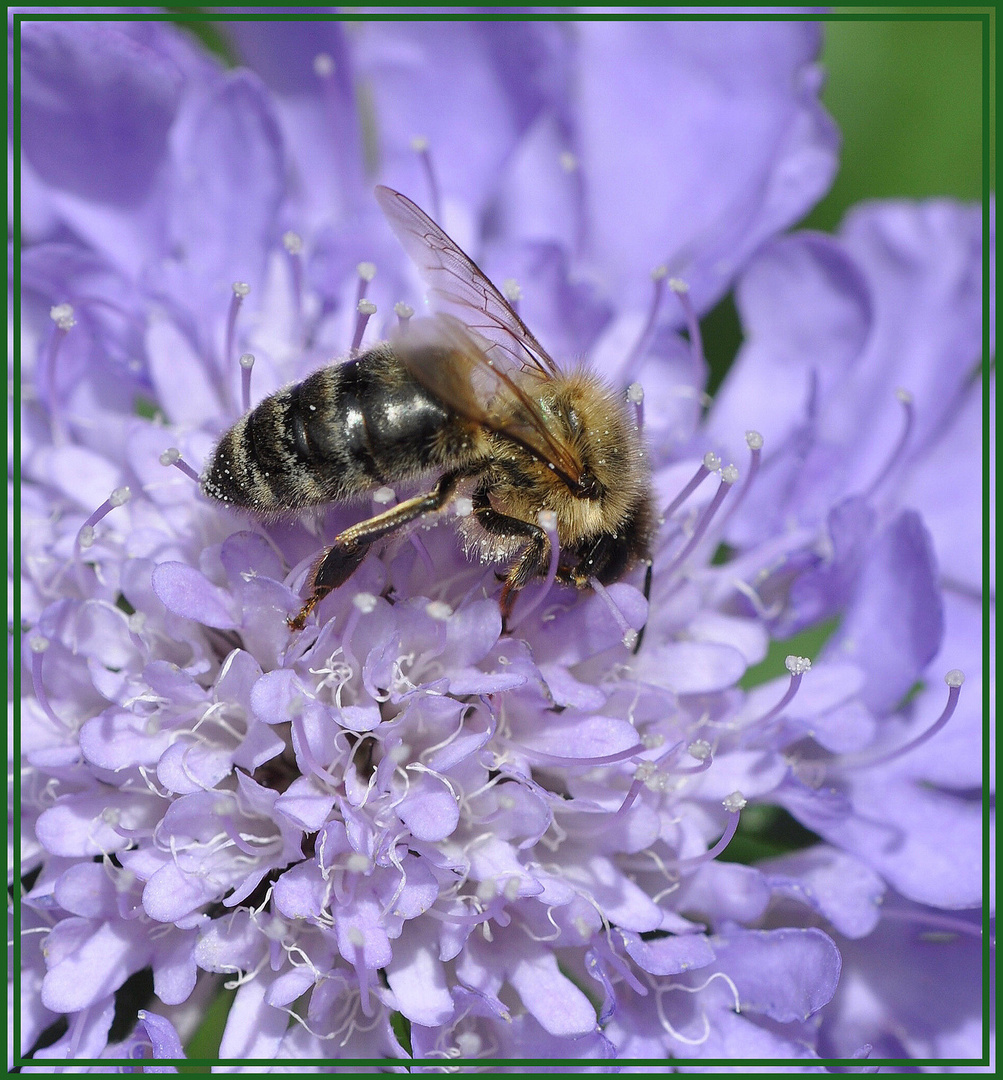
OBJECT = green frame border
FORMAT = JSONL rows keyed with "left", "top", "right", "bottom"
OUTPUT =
{"left": 8, "top": 3, "right": 995, "bottom": 1072}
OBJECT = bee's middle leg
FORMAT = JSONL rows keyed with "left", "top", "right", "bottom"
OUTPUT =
{"left": 288, "top": 472, "right": 461, "bottom": 630}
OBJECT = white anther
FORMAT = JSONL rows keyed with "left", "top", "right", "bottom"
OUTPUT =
{"left": 720, "top": 464, "right": 739, "bottom": 485}
{"left": 785, "top": 655, "right": 812, "bottom": 676}
{"left": 30, "top": 635, "right": 49, "bottom": 653}
{"left": 558, "top": 150, "right": 578, "bottom": 172}
{"left": 453, "top": 496, "right": 474, "bottom": 518}
{"left": 357, "top": 261, "right": 377, "bottom": 282}
{"left": 388, "top": 742, "right": 411, "bottom": 765}
{"left": 283, "top": 231, "right": 303, "bottom": 254}
{"left": 49, "top": 303, "right": 76, "bottom": 330}
{"left": 426, "top": 600, "right": 452, "bottom": 621}
{"left": 502, "top": 278, "right": 523, "bottom": 302}
{"left": 313, "top": 53, "right": 335, "bottom": 77}
{"left": 503, "top": 878, "right": 520, "bottom": 901}
{"left": 537, "top": 509, "right": 558, "bottom": 532}
{"left": 622, "top": 629, "right": 639, "bottom": 649}
{"left": 110, "top": 486, "right": 131, "bottom": 507}
{"left": 232, "top": 282, "right": 251, "bottom": 298}
{"left": 239, "top": 352, "right": 255, "bottom": 369}
{"left": 77, "top": 525, "right": 95, "bottom": 549}
{"left": 634, "top": 761, "right": 657, "bottom": 783}
{"left": 650, "top": 265, "right": 669, "bottom": 282}
{"left": 896, "top": 387, "right": 914, "bottom": 404}
{"left": 944, "top": 669, "right": 965, "bottom": 687}
{"left": 410, "top": 134, "right": 429, "bottom": 152}
{"left": 372, "top": 486, "right": 396, "bottom": 505}
{"left": 347, "top": 926, "right": 365, "bottom": 949}
{"left": 641, "top": 732, "right": 665, "bottom": 749}
{"left": 455, "top": 1031, "right": 483, "bottom": 1057}
{"left": 687, "top": 739, "right": 712, "bottom": 761}
{"left": 745, "top": 430, "right": 764, "bottom": 451}
{"left": 723, "top": 791, "right": 747, "bottom": 812}
{"left": 345, "top": 852, "right": 370, "bottom": 873}
{"left": 353, "top": 592, "right": 378, "bottom": 614}
{"left": 626, "top": 382, "right": 645, "bottom": 404}
{"left": 101, "top": 807, "right": 121, "bottom": 824}
{"left": 394, "top": 302, "right": 414, "bottom": 319}
{"left": 668, "top": 276, "right": 688, "bottom": 293}
{"left": 159, "top": 448, "right": 181, "bottom": 466}
{"left": 357, "top": 299, "right": 377, "bottom": 316}
{"left": 703, "top": 452, "right": 721, "bottom": 471}
{"left": 128, "top": 612, "right": 146, "bottom": 634}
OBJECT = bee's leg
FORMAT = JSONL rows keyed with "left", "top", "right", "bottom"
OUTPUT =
{"left": 633, "top": 560, "right": 653, "bottom": 654}
{"left": 288, "top": 472, "right": 462, "bottom": 630}
{"left": 471, "top": 485, "right": 549, "bottom": 626}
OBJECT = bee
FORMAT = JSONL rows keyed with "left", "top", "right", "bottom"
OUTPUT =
{"left": 201, "top": 186, "right": 654, "bottom": 632}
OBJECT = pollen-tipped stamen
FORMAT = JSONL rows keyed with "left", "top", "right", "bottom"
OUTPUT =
{"left": 410, "top": 134, "right": 442, "bottom": 224}
{"left": 621, "top": 265, "right": 668, "bottom": 384}
{"left": 673, "top": 792, "right": 747, "bottom": 870}
{"left": 715, "top": 431, "right": 764, "bottom": 536}
{"left": 44, "top": 303, "right": 76, "bottom": 442}
{"left": 752, "top": 655, "right": 811, "bottom": 727}
{"left": 669, "top": 277, "right": 707, "bottom": 374}
{"left": 663, "top": 452, "right": 719, "bottom": 520}
{"left": 239, "top": 353, "right": 255, "bottom": 414}
{"left": 351, "top": 299, "right": 377, "bottom": 354}
{"left": 591, "top": 576, "right": 640, "bottom": 649}
{"left": 30, "top": 636, "right": 67, "bottom": 728}
{"left": 355, "top": 261, "right": 376, "bottom": 308}
{"left": 627, "top": 382, "right": 645, "bottom": 432}
{"left": 510, "top": 511, "right": 561, "bottom": 629}
{"left": 394, "top": 302, "right": 414, "bottom": 333}
{"left": 283, "top": 231, "right": 304, "bottom": 329}
{"left": 75, "top": 486, "right": 132, "bottom": 556}
{"left": 834, "top": 670, "right": 965, "bottom": 771}
{"left": 863, "top": 388, "right": 915, "bottom": 499}
{"left": 159, "top": 448, "right": 201, "bottom": 484}
{"left": 502, "top": 278, "right": 523, "bottom": 317}
{"left": 225, "top": 282, "right": 250, "bottom": 379}
{"left": 662, "top": 465, "right": 738, "bottom": 577}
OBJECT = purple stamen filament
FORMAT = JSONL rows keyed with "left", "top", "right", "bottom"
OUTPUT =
{"left": 864, "top": 388, "right": 915, "bottom": 499}
{"left": 715, "top": 431, "right": 763, "bottom": 536}
{"left": 670, "top": 278, "right": 706, "bottom": 374}
{"left": 663, "top": 455, "right": 717, "bottom": 520}
{"left": 621, "top": 267, "right": 667, "bottom": 384}
{"left": 835, "top": 671, "right": 964, "bottom": 771}
{"left": 394, "top": 302, "right": 414, "bottom": 332}
{"left": 518, "top": 741, "right": 646, "bottom": 768}
{"left": 662, "top": 469, "right": 736, "bottom": 578}
{"left": 355, "top": 261, "right": 376, "bottom": 308}
{"left": 225, "top": 282, "right": 250, "bottom": 378}
{"left": 411, "top": 135, "right": 442, "bottom": 224}
{"left": 754, "top": 656, "right": 811, "bottom": 727}
{"left": 30, "top": 638, "right": 66, "bottom": 728}
{"left": 674, "top": 801, "right": 744, "bottom": 870}
{"left": 591, "top": 577, "right": 639, "bottom": 649}
{"left": 75, "top": 486, "right": 131, "bottom": 556}
{"left": 283, "top": 232, "right": 304, "bottom": 331}
{"left": 239, "top": 353, "right": 254, "bottom": 414}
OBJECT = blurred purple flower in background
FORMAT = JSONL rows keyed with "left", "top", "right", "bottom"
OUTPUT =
{"left": 13, "top": 15, "right": 991, "bottom": 1070}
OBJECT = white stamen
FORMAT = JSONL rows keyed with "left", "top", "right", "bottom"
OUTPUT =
{"left": 785, "top": 655, "right": 812, "bottom": 676}
{"left": 159, "top": 447, "right": 180, "bottom": 466}
{"left": 232, "top": 282, "right": 251, "bottom": 298}
{"left": 502, "top": 278, "right": 523, "bottom": 302}
{"left": 110, "top": 486, "right": 131, "bottom": 508}
{"left": 239, "top": 353, "right": 255, "bottom": 370}
{"left": 944, "top": 669, "right": 965, "bottom": 688}
{"left": 627, "top": 382, "right": 645, "bottom": 405}
{"left": 313, "top": 53, "right": 335, "bottom": 77}
{"left": 346, "top": 853, "right": 370, "bottom": 873}
{"left": 409, "top": 134, "right": 429, "bottom": 153}
{"left": 77, "top": 525, "right": 95, "bottom": 549}
{"left": 357, "top": 299, "right": 377, "bottom": 316}
{"left": 720, "top": 464, "right": 739, "bottom": 485}
{"left": 426, "top": 600, "right": 452, "bottom": 621}
{"left": 702, "top": 451, "right": 721, "bottom": 471}
{"left": 668, "top": 276, "right": 688, "bottom": 293}
{"left": 347, "top": 926, "right": 365, "bottom": 949}
{"left": 353, "top": 592, "right": 378, "bottom": 614}
{"left": 49, "top": 303, "right": 76, "bottom": 330}
{"left": 559, "top": 150, "right": 578, "bottom": 172}
{"left": 453, "top": 496, "right": 474, "bottom": 518}
{"left": 373, "top": 486, "right": 396, "bottom": 505}
{"left": 745, "top": 430, "right": 764, "bottom": 451}
{"left": 357, "top": 261, "right": 377, "bottom": 282}
{"left": 30, "top": 635, "right": 50, "bottom": 653}
{"left": 537, "top": 509, "right": 558, "bottom": 532}
{"left": 722, "top": 791, "right": 747, "bottom": 812}
{"left": 394, "top": 302, "right": 414, "bottom": 320}
{"left": 896, "top": 387, "right": 913, "bottom": 404}
{"left": 651, "top": 265, "right": 669, "bottom": 282}
{"left": 687, "top": 740, "right": 712, "bottom": 761}
{"left": 283, "top": 231, "right": 303, "bottom": 254}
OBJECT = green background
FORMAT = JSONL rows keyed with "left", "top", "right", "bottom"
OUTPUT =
{"left": 171, "top": 12, "right": 993, "bottom": 1069}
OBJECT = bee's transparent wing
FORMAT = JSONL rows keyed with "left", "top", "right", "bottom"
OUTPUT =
{"left": 392, "top": 314, "right": 585, "bottom": 491}
{"left": 375, "top": 184, "right": 561, "bottom": 378}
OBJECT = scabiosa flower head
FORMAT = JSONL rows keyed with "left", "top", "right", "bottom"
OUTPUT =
{"left": 14, "top": 16, "right": 988, "bottom": 1070}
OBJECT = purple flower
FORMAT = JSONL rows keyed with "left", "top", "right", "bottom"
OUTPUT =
{"left": 14, "top": 15, "right": 987, "bottom": 1070}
